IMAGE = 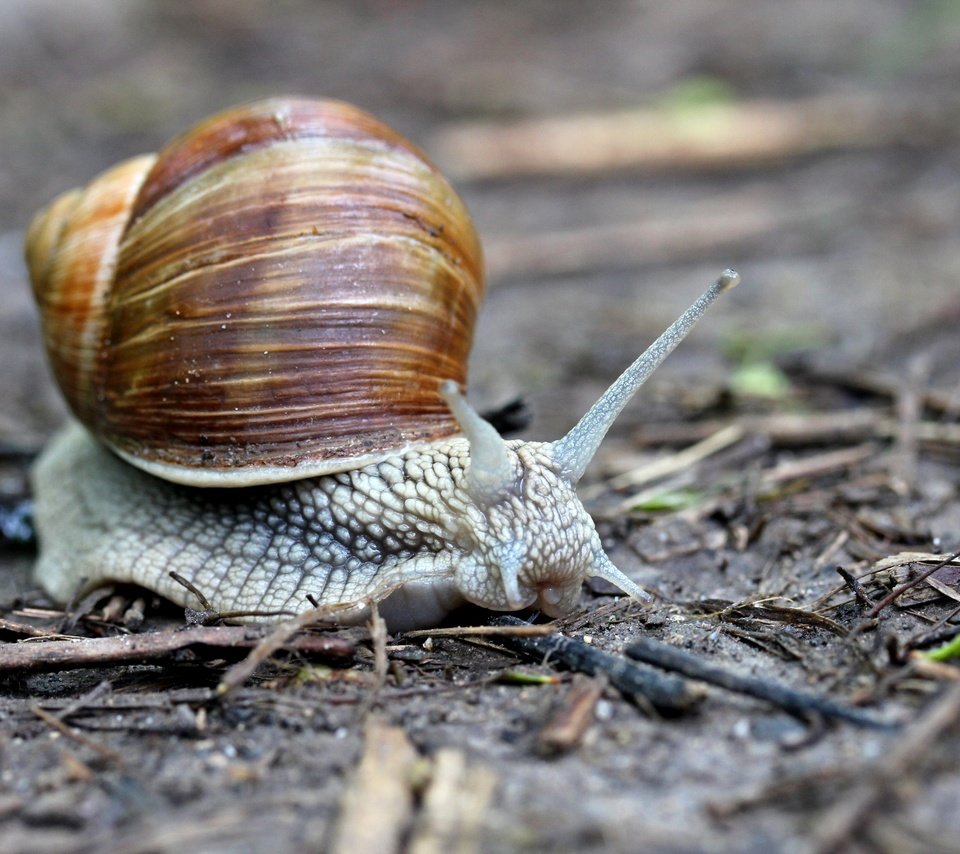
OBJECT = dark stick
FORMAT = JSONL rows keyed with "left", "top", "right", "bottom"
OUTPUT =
{"left": 625, "top": 636, "right": 896, "bottom": 729}
{"left": 836, "top": 566, "right": 876, "bottom": 609}
{"left": 492, "top": 616, "right": 703, "bottom": 713}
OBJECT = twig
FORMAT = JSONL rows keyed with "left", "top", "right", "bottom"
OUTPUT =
{"left": 759, "top": 444, "right": 878, "bottom": 489}
{"left": 850, "top": 509, "right": 930, "bottom": 547}
{"left": 592, "top": 439, "right": 874, "bottom": 524}
{"left": 58, "top": 584, "right": 114, "bottom": 635}
{"left": 31, "top": 704, "right": 125, "bottom": 766}
{"left": 0, "top": 625, "right": 354, "bottom": 675}
{"left": 868, "top": 549, "right": 960, "bottom": 617}
{"left": 708, "top": 766, "right": 854, "bottom": 819}
{"left": 810, "top": 682, "right": 960, "bottom": 853}
{"left": 836, "top": 567, "right": 876, "bottom": 609}
{"left": 712, "top": 600, "right": 849, "bottom": 637}
{"left": 537, "top": 675, "right": 606, "bottom": 755}
{"left": 216, "top": 604, "right": 357, "bottom": 696}
{"left": 330, "top": 719, "right": 419, "bottom": 854}
{"left": 169, "top": 571, "right": 297, "bottom": 623}
{"left": 625, "top": 637, "right": 895, "bottom": 729}
{"left": 492, "top": 617, "right": 702, "bottom": 713}
{"left": 813, "top": 532, "right": 850, "bottom": 571}
{"left": 0, "top": 617, "right": 67, "bottom": 638}
{"left": 891, "top": 354, "right": 928, "bottom": 488}
{"left": 580, "top": 424, "right": 743, "bottom": 503}
{"left": 908, "top": 654, "right": 960, "bottom": 681}
{"left": 797, "top": 364, "right": 960, "bottom": 418}
{"left": 54, "top": 679, "right": 114, "bottom": 722}
{"left": 430, "top": 93, "right": 960, "bottom": 180}
{"left": 632, "top": 411, "right": 960, "bottom": 450}
{"left": 168, "top": 571, "right": 212, "bottom": 609}
{"left": 402, "top": 623, "right": 556, "bottom": 640}
{"left": 357, "top": 608, "right": 389, "bottom": 720}
{"left": 408, "top": 749, "right": 498, "bottom": 854}
{"left": 905, "top": 601, "right": 960, "bottom": 652}
{"left": 3, "top": 686, "right": 218, "bottom": 714}
{"left": 482, "top": 189, "right": 843, "bottom": 281}
{"left": 371, "top": 609, "right": 389, "bottom": 689}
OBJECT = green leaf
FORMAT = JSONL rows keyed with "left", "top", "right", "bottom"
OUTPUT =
{"left": 631, "top": 487, "right": 704, "bottom": 512}
{"left": 728, "top": 361, "right": 793, "bottom": 400}
{"left": 924, "top": 634, "right": 960, "bottom": 662}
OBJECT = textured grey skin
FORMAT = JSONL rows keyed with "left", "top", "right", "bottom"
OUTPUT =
{"left": 33, "top": 424, "right": 608, "bottom": 631}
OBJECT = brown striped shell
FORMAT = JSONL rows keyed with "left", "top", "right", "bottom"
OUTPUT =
{"left": 25, "top": 98, "right": 484, "bottom": 486}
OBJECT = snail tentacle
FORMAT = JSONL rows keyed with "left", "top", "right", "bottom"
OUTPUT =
{"left": 590, "top": 550, "right": 652, "bottom": 603}
{"left": 550, "top": 270, "right": 739, "bottom": 483}
{"left": 439, "top": 379, "right": 519, "bottom": 508}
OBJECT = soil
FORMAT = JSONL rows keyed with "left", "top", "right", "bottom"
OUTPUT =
{"left": 1, "top": 2, "right": 960, "bottom": 852}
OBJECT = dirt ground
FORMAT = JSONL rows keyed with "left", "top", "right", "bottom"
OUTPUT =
{"left": 2, "top": 2, "right": 960, "bottom": 852}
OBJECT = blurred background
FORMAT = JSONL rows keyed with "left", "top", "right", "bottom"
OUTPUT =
{"left": 2, "top": 0, "right": 959, "bottom": 446}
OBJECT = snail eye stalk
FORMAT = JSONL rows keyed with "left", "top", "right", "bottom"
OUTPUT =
{"left": 550, "top": 270, "right": 740, "bottom": 483}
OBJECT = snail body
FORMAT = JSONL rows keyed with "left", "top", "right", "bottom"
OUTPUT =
{"left": 26, "top": 97, "right": 738, "bottom": 630}
{"left": 34, "top": 428, "right": 593, "bottom": 629}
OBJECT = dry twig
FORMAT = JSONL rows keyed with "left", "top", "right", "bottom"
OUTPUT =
{"left": 759, "top": 444, "right": 878, "bottom": 489}
{"left": 836, "top": 567, "right": 877, "bottom": 609}
{"left": 356, "top": 608, "right": 390, "bottom": 720}
{"left": 632, "top": 411, "right": 960, "bottom": 450}
{"left": 409, "top": 749, "right": 498, "bottom": 854}
{"left": 0, "top": 617, "right": 67, "bottom": 638}
{"left": 330, "top": 719, "right": 419, "bottom": 854}
{"left": 890, "top": 355, "right": 928, "bottom": 488}
{"left": 31, "top": 705, "right": 125, "bottom": 766}
{"left": 580, "top": 424, "right": 743, "bottom": 504}
{"left": 482, "top": 189, "right": 843, "bottom": 281}
{"left": 537, "top": 675, "right": 606, "bottom": 755}
{"left": 0, "top": 624, "right": 353, "bottom": 675}
{"left": 402, "top": 623, "right": 557, "bottom": 640}
{"left": 797, "top": 364, "right": 960, "bottom": 418}
{"left": 217, "top": 605, "right": 357, "bottom": 696}
{"left": 431, "top": 93, "right": 960, "bottom": 180}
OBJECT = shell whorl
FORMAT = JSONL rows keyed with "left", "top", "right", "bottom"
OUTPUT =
{"left": 26, "top": 154, "right": 156, "bottom": 428}
{"left": 25, "top": 98, "right": 485, "bottom": 486}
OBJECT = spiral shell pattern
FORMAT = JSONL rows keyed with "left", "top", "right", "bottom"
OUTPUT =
{"left": 26, "top": 98, "right": 484, "bottom": 486}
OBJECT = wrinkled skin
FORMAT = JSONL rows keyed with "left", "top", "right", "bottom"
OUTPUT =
{"left": 33, "top": 424, "right": 614, "bottom": 631}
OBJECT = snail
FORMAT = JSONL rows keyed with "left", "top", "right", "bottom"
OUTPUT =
{"left": 25, "top": 97, "right": 738, "bottom": 631}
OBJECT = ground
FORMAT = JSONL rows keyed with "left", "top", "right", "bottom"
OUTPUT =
{"left": 1, "top": 1, "right": 960, "bottom": 852}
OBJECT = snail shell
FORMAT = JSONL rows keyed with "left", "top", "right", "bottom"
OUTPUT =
{"left": 26, "top": 98, "right": 484, "bottom": 487}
